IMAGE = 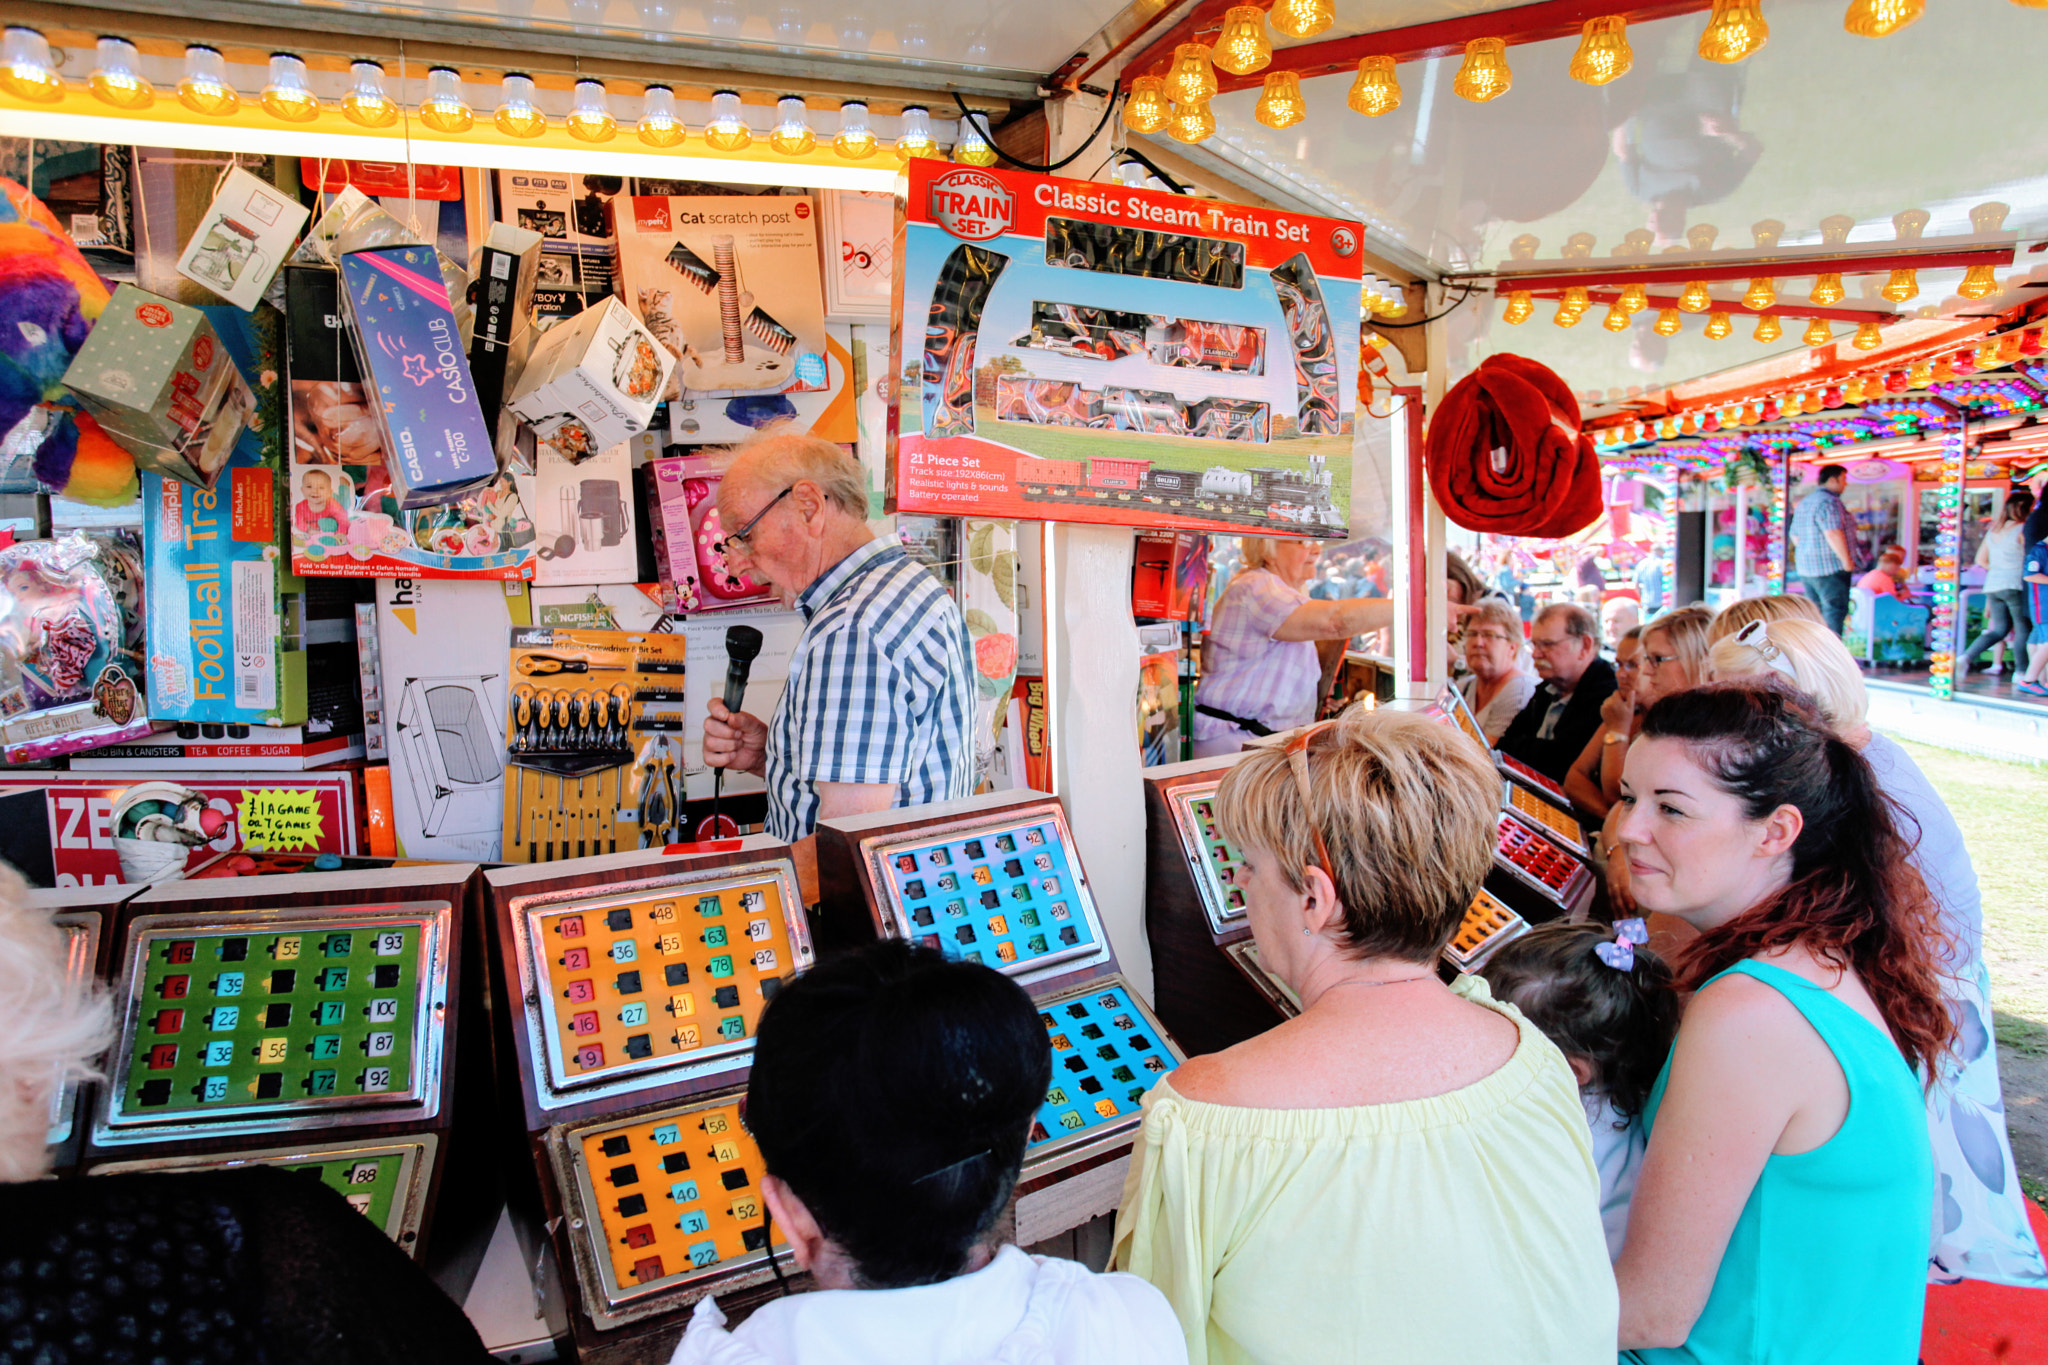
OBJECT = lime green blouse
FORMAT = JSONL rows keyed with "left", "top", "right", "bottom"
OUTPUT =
{"left": 1112, "top": 977, "right": 1618, "bottom": 1365}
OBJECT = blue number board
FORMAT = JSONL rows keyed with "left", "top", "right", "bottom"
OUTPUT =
{"left": 1030, "top": 983, "right": 1176, "bottom": 1149}
{"left": 883, "top": 820, "right": 1097, "bottom": 974}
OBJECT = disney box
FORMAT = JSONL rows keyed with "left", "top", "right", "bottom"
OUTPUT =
{"left": 338, "top": 244, "right": 499, "bottom": 508}
{"left": 507, "top": 295, "right": 671, "bottom": 463}
{"left": 62, "top": 284, "right": 254, "bottom": 492}
{"left": 646, "top": 454, "right": 778, "bottom": 614}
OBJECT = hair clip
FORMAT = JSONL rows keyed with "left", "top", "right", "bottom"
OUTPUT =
{"left": 1732, "top": 619, "right": 1800, "bottom": 681}
{"left": 1595, "top": 917, "right": 1650, "bottom": 971}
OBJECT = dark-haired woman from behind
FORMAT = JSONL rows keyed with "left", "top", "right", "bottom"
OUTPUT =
{"left": 1611, "top": 681, "right": 1951, "bottom": 1363}
{"left": 670, "top": 939, "right": 1187, "bottom": 1365}
{"left": 1481, "top": 921, "right": 1681, "bottom": 1259}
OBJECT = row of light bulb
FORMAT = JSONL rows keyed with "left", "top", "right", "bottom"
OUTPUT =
{"left": 1122, "top": 0, "right": 2044, "bottom": 146}
{"left": 0, "top": 28, "right": 998, "bottom": 164}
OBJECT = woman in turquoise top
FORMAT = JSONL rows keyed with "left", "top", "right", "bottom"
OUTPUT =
{"left": 1609, "top": 681, "right": 1952, "bottom": 1362}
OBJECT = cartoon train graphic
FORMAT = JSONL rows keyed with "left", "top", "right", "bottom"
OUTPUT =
{"left": 1013, "top": 453, "right": 1343, "bottom": 528}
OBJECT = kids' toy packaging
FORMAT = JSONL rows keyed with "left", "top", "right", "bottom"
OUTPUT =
{"left": 889, "top": 160, "right": 1362, "bottom": 539}
{"left": 610, "top": 194, "right": 836, "bottom": 437}
{"left": 62, "top": 284, "right": 254, "bottom": 491}
{"left": 285, "top": 265, "right": 536, "bottom": 580}
{"left": 646, "top": 454, "right": 778, "bottom": 613}
{"left": 338, "top": 244, "right": 499, "bottom": 508}
{"left": 507, "top": 295, "right": 672, "bottom": 462}
{"left": 0, "top": 531, "right": 152, "bottom": 763}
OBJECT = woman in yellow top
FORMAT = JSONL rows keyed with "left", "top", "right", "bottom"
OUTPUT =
{"left": 1112, "top": 710, "right": 1617, "bottom": 1365}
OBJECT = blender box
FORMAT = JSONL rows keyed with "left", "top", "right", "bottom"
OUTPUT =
{"left": 506, "top": 295, "right": 671, "bottom": 462}
{"left": 338, "top": 244, "right": 498, "bottom": 509}
{"left": 62, "top": 284, "right": 255, "bottom": 491}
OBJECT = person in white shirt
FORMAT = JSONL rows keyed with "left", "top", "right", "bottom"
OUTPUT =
{"left": 671, "top": 940, "right": 1188, "bottom": 1365}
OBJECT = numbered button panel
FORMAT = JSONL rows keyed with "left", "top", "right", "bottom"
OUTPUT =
{"left": 1027, "top": 978, "right": 1181, "bottom": 1159}
{"left": 87, "top": 1136, "right": 432, "bottom": 1245}
{"left": 108, "top": 911, "right": 439, "bottom": 1129}
{"left": 521, "top": 865, "right": 811, "bottom": 1098}
{"left": 1168, "top": 784, "right": 1248, "bottom": 936}
{"left": 867, "top": 807, "right": 1106, "bottom": 980}
{"left": 561, "top": 1095, "right": 780, "bottom": 1313}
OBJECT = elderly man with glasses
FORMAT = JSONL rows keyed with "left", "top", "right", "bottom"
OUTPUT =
{"left": 1493, "top": 602, "right": 1617, "bottom": 784}
{"left": 703, "top": 434, "right": 975, "bottom": 887}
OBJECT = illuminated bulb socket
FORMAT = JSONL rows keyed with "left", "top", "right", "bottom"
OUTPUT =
{"left": 1680, "top": 413, "right": 1698, "bottom": 434}
{"left": 419, "top": 67, "right": 474, "bottom": 133}
{"left": 1853, "top": 320, "right": 1884, "bottom": 351}
{"left": 2022, "top": 329, "right": 2047, "bottom": 358}
{"left": 890, "top": 104, "right": 938, "bottom": 161}
{"left": 636, "top": 84, "right": 684, "bottom": 146}
{"left": 1951, "top": 347, "right": 1977, "bottom": 375}
{"left": 703, "top": 89, "right": 752, "bottom": 151}
{"left": 1453, "top": 37, "right": 1511, "bottom": 103}
{"left": 1844, "top": 0, "right": 1924, "bottom": 38}
{"left": 1700, "top": 409, "right": 1719, "bottom": 433}
{"left": 1269, "top": 0, "right": 1336, "bottom": 41}
{"left": 567, "top": 80, "right": 617, "bottom": 142}
{"left": 768, "top": 96, "right": 814, "bottom": 154}
{"left": 1501, "top": 291, "right": 1534, "bottom": 325}
{"left": 1808, "top": 272, "right": 1844, "bottom": 306}
{"left": 90, "top": 36, "right": 154, "bottom": 110}
{"left": 1167, "top": 99, "right": 1216, "bottom": 144}
{"left": 1123, "top": 76, "right": 1170, "bottom": 134}
{"left": 1213, "top": 5, "right": 1273, "bottom": 76}
{"left": 1884, "top": 371, "right": 1908, "bottom": 393}
{"left": 1741, "top": 277, "right": 1776, "bottom": 310}
{"left": 1678, "top": 280, "right": 1712, "bottom": 313}
{"left": 260, "top": 53, "right": 319, "bottom": 123}
{"left": 1880, "top": 268, "right": 1917, "bottom": 303}
{"left": 1115, "top": 159, "right": 1149, "bottom": 189}
{"left": 1168, "top": 43, "right": 1218, "bottom": 105}
{"left": 1759, "top": 397, "right": 1781, "bottom": 422}
{"left": 1602, "top": 302, "right": 1632, "bottom": 332}
{"left": 1569, "top": 16, "right": 1633, "bottom": 85}
{"left": 1753, "top": 314, "right": 1782, "bottom": 343}
{"left": 494, "top": 74, "right": 547, "bottom": 138}
{"left": 832, "top": 100, "right": 878, "bottom": 159}
{"left": 1, "top": 27, "right": 63, "bottom": 104}
{"left": 1740, "top": 402, "right": 1760, "bottom": 424}
{"left": 1347, "top": 55, "right": 1401, "bottom": 116}
{"left": 179, "top": 44, "right": 238, "bottom": 116}
{"left": 1698, "top": 0, "right": 1769, "bottom": 63}
{"left": 1704, "top": 310, "right": 1733, "bottom": 340}
{"left": 1803, "top": 317, "right": 1832, "bottom": 347}
{"left": 1909, "top": 360, "right": 1933, "bottom": 388}
{"left": 1619, "top": 283, "right": 1648, "bottom": 313}
{"left": 1254, "top": 71, "right": 1305, "bottom": 129}
{"left": 343, "top": 61, "right": 398, "bottom": 128}
{"left": 1653, "top": 308, "right": 1682, "bottom": 337}
{"left": 952, "top": 113, "right": 998, "bottom": 164}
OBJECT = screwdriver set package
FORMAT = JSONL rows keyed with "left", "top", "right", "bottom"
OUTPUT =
{"left": 503, "top": 627, "right": 689, "bottom": 862}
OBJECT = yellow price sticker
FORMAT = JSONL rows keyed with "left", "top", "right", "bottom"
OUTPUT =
{"left": 236, "top": 788, "right": 326, "bottom": 852}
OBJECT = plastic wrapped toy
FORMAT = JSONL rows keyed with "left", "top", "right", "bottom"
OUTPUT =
{"left": 0, "top": 531, "right": 152, "bottom": 761}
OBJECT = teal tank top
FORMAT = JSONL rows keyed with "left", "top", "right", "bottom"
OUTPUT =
{"left": 1625, "top": 959, "right": 1932, "bottom": 1365}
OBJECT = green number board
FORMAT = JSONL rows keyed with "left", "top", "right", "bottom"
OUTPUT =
{"left": 118, "top": 921, "right": 424, "bottom": 1121}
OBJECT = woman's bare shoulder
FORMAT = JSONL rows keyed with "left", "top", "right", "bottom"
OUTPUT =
{"left": 1165, "top": 1020, "right": 1318, "bottom": 1107}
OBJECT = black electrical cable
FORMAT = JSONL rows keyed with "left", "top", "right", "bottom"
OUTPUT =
{"left": 949, "top": 90, "right": 1122, "bottom": 174}
{"left": 1369, "top": 284, "right": 1477, "bottom": 328}
{"left": 1111, "top": 145, "right": 1188, "bottom": 195}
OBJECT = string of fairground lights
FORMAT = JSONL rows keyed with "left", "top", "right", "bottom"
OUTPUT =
{"left": 1927, "top": 425, "right": 1967, "bottom": 698}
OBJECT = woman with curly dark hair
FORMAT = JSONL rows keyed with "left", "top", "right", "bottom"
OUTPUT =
{"left": 1610, "top": 681, "right": 1950, "bottom": 1363}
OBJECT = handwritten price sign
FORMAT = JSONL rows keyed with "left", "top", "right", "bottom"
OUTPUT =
{"left": 237, "top": 788, "right": 326, "bottom": 851}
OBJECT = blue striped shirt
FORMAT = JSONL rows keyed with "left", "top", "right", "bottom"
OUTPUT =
{"left": 765, "top": 538, "right": 976, "bottom": 840}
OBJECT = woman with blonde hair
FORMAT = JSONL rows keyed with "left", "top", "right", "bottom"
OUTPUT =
{"left": 1115, "top": 710, "right": 1616, "bottom": 1364}
{"left": 1191, "top": 537, "right": 1394, "bottom": 757}
{"left": 1706, "top": 593, "right": 1822, "bottom": 645}
{"left": 1709, "top": 616, "right": 2046, "bottom": 1287}
{"left": 1457, "top": 599, "right": 1538, "bottom": 742}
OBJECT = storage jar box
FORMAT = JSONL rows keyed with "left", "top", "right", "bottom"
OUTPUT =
{"left": 62, "top": 284, "right": 254, "bottom": 491}
{"left": 339, "top": 244, "right": 499, "bottom": 509}
{"left": 507, "top": 295, "right": 671, "bottom": 461}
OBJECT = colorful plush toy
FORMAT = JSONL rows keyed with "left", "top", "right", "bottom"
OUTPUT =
{"left": 0, "top": 178, "right": 138, "bottom": 506}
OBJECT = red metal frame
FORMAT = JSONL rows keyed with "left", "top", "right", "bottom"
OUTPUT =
{"left": 1495, "top": 244, "right": 2014, "bottom": 294}
{"left": 1123, "top": 0, "right": 1717, "bottom": 96}
{"left": 1398, "top": 384, "right": 1429, "bottom": 687}
{"left": 1523, "top": 288, "right": 1898, "bottom": 326}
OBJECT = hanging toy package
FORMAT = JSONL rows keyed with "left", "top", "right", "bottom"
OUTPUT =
{"left": 0, "top": 531, "right": 153, "bottom": 763}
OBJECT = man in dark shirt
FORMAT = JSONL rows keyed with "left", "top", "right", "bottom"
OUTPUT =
{"left": 1496, "top": 602, "right": 1617, "bottom": 784}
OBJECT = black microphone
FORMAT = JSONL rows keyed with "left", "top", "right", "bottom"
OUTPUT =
{"left": 722, "top": 625, "right": 764, "bottom": 719}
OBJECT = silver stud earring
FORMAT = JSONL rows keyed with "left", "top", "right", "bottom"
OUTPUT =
{"left": 1303, "top": 926, "right": 1312, "bottom": 937}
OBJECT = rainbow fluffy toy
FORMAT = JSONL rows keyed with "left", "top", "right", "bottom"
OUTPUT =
{"left": 0, "top": 179, "right": 138, "bottom": 505}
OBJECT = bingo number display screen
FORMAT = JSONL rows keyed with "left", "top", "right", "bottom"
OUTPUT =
{"left": 1445, "top": 889, "right": 1528, "bottom": 972}
{"left": 108, "top": 913, "right": 438, "bottom": 1128}
{"left": 568, "top": 1098, "right": 777, "bottom": 1306}
{"left": 1503, "top": 781, "right": 1588, "bottom": 857}
{"left": 873, "top": 816, "right": 1100, "bottom": 977}
{"left": 1168, "top": 785, "right": 1247, "bottom": 937}
{"left": 526, "top": 873, "right": 808, "bottom": 1093}
{"left": 1029, "top": 982, "right": 1178, "bottom": 1154}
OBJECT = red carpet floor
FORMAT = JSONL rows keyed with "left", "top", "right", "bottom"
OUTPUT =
{"left": 1922, "top": 1200, "right": 2048, "bottom": 1363}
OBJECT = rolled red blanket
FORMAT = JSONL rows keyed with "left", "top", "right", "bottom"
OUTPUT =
{"left": 1425, "top": 353, "right": 1603, "bottom": 539}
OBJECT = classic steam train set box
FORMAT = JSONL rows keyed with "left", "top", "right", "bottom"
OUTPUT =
{"left": 888, "top": 159, "right": 1363, "bottom": 538}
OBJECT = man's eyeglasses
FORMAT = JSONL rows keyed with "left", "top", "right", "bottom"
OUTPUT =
{"left": 1282, "top": 720, "right": 1340, "bottom": 889}
{"left": 1528, "top": 635, "right": 1575, "bottom": 652}
{"left": 716, "top": 485, "right": 793, "bottom": 556}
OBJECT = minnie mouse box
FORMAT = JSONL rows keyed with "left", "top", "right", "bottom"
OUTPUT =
{"left": 338, "top": 245, "right": 498, "bottom": 510}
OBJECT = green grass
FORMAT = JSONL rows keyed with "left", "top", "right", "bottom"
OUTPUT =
{"left": 1892, "top": 739, "right": 2048, "bottom": 1028}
